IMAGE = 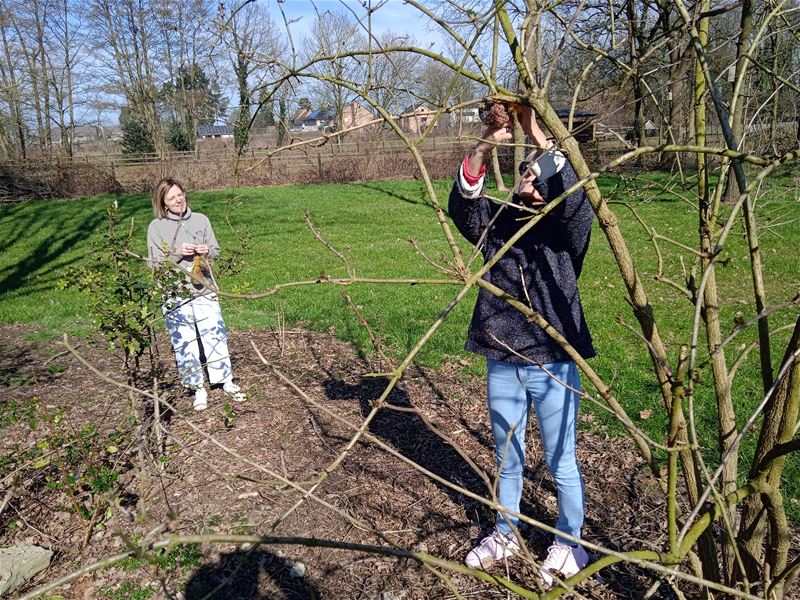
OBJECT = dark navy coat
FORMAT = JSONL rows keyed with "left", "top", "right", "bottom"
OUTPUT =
{"left": 448, "top": 161, "right": 596, "bottom": 364}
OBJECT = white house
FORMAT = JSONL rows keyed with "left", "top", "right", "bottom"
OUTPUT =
{"left": 197, "top": 125, "right": 234, "bottom": 139}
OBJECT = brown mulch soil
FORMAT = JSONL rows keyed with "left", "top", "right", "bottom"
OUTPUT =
{"left": 0, "top": 323, "right": 775, "bottom": 599}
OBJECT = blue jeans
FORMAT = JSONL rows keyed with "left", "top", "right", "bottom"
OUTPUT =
{"left": 487, "top": 358, "right": 584, "bottom": 543}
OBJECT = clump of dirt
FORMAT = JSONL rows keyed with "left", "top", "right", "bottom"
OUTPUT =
{"left": 0, "top": 324, "right": 791, "bottom": 599}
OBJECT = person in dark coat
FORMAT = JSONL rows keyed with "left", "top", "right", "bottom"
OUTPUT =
{"left": 451, "top": 104, "right": 594, "bottom": 586}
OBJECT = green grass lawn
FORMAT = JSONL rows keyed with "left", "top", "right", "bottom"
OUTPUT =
{"left": 1, "top": 168, "right": 798, "bottom": 516}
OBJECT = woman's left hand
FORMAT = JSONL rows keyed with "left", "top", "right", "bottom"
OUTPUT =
{"left": 194, "top": 244, "right": 209, "bottom": 255}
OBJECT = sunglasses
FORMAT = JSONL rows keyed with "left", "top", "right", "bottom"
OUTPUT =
{"left": 518, "top": 151, "right": 538, "bottom": 176}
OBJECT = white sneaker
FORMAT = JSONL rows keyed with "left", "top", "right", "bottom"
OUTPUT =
{"left": 222, "top": 381, "right": 246, "bottom": 402}
{"left": 464, "top": 530, "right": 520, "bottom": 569}
{"left": 193, "top": 387, "right": 208, "bottom": 411}
{"left": 539, "top": 541, "right": 589, "bottom": 587}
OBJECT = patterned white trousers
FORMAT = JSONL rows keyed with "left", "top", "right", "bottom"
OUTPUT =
{"left": 163, "top": 294, "right": 233, "bottom": 388}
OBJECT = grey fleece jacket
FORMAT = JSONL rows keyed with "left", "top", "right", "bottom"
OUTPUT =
{"left": 448, "top": 159, "right": 596, "bottom": 365}
{"left": 147, "top": 208, "right": 220, "bottom": 295}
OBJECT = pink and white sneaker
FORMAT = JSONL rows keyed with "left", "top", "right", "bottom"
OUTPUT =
{"left": 464, "top": 530, "right": 520, "bottom": 569}
{"left": 539, "top": 541, "right": 589, "bottom": 587}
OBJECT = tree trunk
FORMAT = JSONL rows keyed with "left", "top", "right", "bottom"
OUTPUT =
{"left": 699, "top": 188, "right": 738, "bottom": 582}
{"left": 767, "top": 25, "right": 780, "bottom": 154}
{"left": 625, "top": 0, "right": 646, "bottom": 150}
{"left": 724, "top": 0, "right": 752, "bottom": 203}
{"left": 0, "top": 10, "right": 26, "bottom": 159}
{"left": 737, "top": 318, "right": 800, "bottom": 590}
{"left": 489, "top": 14, "right": 507, "bottom": 192}
{"left": 632, "top": 76, "right": 646, "bottom": 147}
{"left": 234, "top": 42, "right": 251, "bottom": 152}
{"left": 661, "top": 24, "right": 690, "bottom": 174}
{"left": 132, "top": 0, "right": 161, "bottom": 154}
{"left": 65, "top": 23, "right": 76, "bottom": 159}
{"left": 33, "top": 0, "right": 52, "bottom": 154}
{"left": 490, "top": 148, "right": 507, "bottom": 192}
{"left": 13, "top": 15, "right": 45, "bottom": 154}
{"left": 277, "top": 95, "right": 288, "bottom": 147}
{"left": 691, "top": 3, "right": 725, "bottom": 582}
{"left": 516, "top": 0, "right": 543, "bottom": 186}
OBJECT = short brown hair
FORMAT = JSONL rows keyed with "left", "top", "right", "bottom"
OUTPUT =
{"left": 152, "top": 177, "right": 188, "bottom": 218}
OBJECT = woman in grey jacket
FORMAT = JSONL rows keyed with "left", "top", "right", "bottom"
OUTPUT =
{"left": 147, "top": 177, "right": 245, "bottom": 411}
{"left": 451, "top": 105, "right": 594, "bottom": 585}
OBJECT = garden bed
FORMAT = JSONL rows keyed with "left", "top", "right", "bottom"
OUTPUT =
{"left": 0, "top": 323, "right": 707, "bottom": 599}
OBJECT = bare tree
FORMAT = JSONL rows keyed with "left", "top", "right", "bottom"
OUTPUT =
{"left": 84, "top": 0, "right": 163, "bottom": 153}
{"left": 0, "top": 0, "right": 49, "bottom": 156}
{"left": 236, "top": 1, "right": 800, "bottom": 595}
{"left": 217, "top": 0, "right": 284, "bottom": 152}
{"left": 0, "top": 0, "right": 27, "bottom": 158}
{"left": 363, "top": 30, "right": 422, "bottom": 119}
{"left": 46, "top": 0, "right": 86, "bottom": 157}
{"left": 303, "top": 8, "right": 366, "bottom": 134}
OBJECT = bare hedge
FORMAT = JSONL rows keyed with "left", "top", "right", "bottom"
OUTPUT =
{"left": 0, "top": 160, "right": 123, "bottom": 202}
{"left": 87, "top": 143, "right": 473, "bottom": 196}
{"left": 2, "top": 140, "right": 479, "bottom": 200}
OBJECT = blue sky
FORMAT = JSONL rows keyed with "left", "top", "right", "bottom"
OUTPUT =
{"left": 264, "top": 0, "right": 444, "bottom": 49}
{"left": 96, "top": 1, "right": 446, "bottom": 126}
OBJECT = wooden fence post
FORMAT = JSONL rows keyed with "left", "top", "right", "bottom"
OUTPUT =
{"left": 317, "top": 151, "right": 322, "bottom": 177}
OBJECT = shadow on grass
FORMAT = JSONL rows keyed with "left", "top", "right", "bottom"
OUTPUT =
{"left": 185, "top": 547, "right": 318, "bottom": 599}
{"left": 354, "top": 182, "right": 439, "bottom": 210}
{"left": 0, "top": 195, "right": 140, "bottom": 299}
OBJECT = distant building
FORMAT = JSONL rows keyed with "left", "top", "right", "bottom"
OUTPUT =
{"left": 197, "top": 125, "right": 233, "bottom": 139}
{"left": 73, "top": 125, "right": 101, "bottom": 144}
{"left": 289, "top": 108, "right": 311, "bottom": 131}
{"left": 554, "top": 109, "right": 597, "bottom": 142}
{"left": 289, "top": 102, "right": 374, "bottom": 133}
{"left": 103, "top": 125, "right": 123, "bottom": 142}
{"left": 399, "top": 103, "right": 438, "bottom": 134}
{"left": 340, "top": 101, "right": 374, "bottom": 129}
{"left": 49, "top": 125, "right": 102, "bottom": 144}
{"left": 49, "top": 124, "right": 130, "bottom": 146}
{"left": 460, "top": 106, "right": 481, "bottom": 124}
{"left": 302, "top": 109, "right": 336, "bottom": 131}
{"left": 441, "top": 104, "right": 481, "bottom": 129}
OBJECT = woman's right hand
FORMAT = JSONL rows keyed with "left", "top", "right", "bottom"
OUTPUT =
{"left": 180, "top": 243, "right": 196, "bottom": 256}
{"left": 467, "top": 123, "right": 513, "bottom": 177}
{"left": 479, "top": 118, "right": 514, "bottom": 149}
